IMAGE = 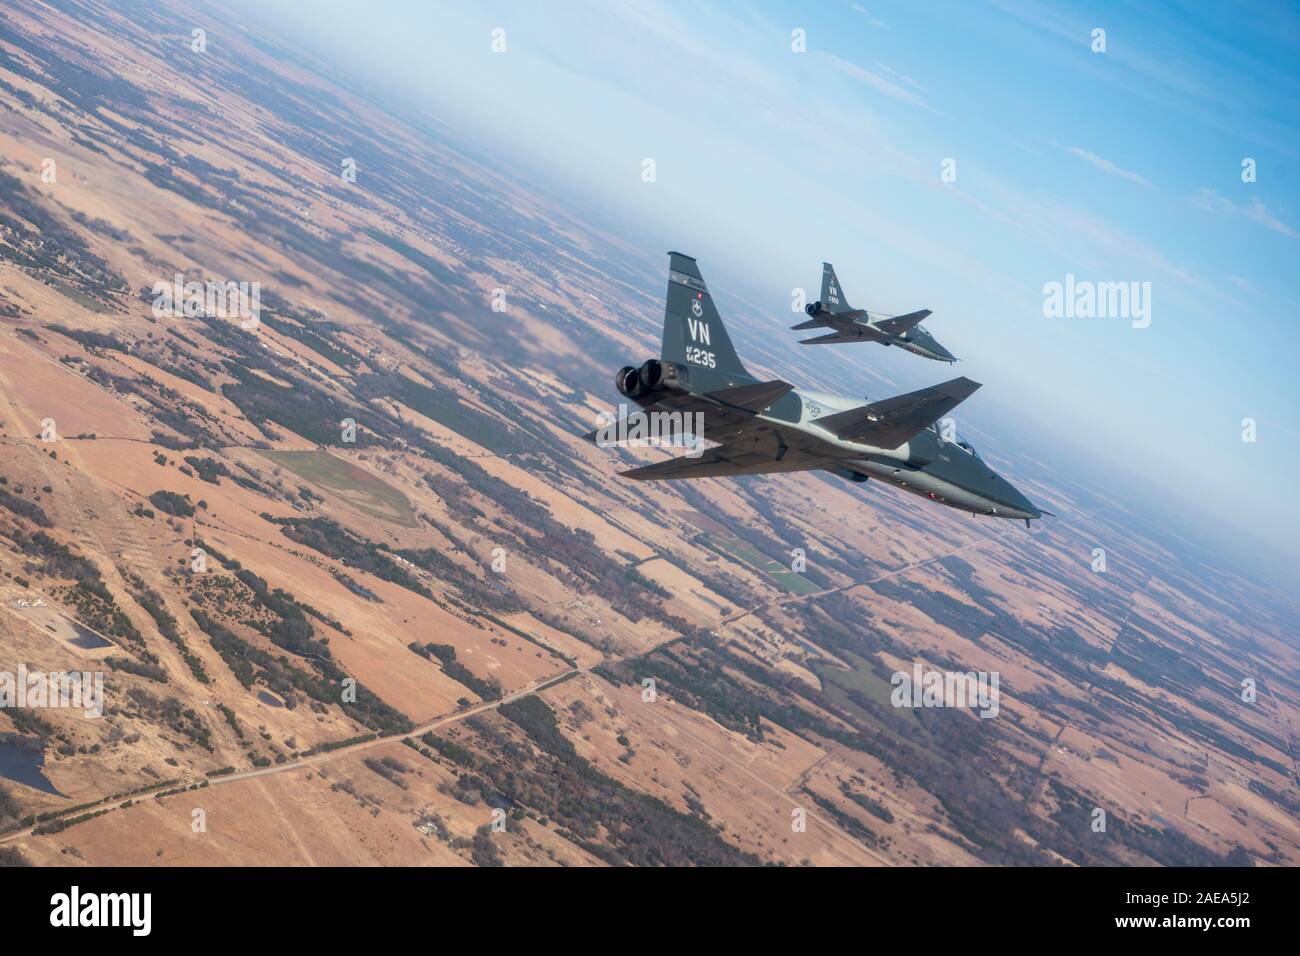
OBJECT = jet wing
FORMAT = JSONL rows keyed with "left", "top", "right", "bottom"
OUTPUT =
{"left": 792, "top": 309, "right": 867, "bottom": 332}
{"left": 815, "top": 376, "right": 981, "bottom": 449}
{"left": 873, "top": 309, "right": 932, "bottom": 336}
{"left": 619, "top": 428, "right": 832, "bottom": 480}
{"left": 798, "top": 329, "right": 868, "bottom": 345}
{"left": 704, "top": 379, "right": 793, "bottom": 412}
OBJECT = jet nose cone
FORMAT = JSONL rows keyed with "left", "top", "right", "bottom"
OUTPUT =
{"left": 995, "top": 475, "right": 1040, "bottom": 519}
{"left": 1013, "top": 496, "right": 1042, "bottom": 520}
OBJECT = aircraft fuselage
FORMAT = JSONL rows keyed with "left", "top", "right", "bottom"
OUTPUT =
{"left": 629, "top": 377, "right": 1040, "bottom": 520}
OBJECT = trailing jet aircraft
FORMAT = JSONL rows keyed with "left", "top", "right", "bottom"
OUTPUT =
{"left": 794, "top": 262, "right": 957, "bottom": 363}
{"left": 593, "top": 253, "right": 1045, "bottom": 525}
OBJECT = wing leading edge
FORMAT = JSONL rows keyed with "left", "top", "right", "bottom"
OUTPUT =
{"left": 873, "top": 308, "right": 933, "bottom": 336}
{"left": 815, "top": 376, "right": 981, "bottom": 449}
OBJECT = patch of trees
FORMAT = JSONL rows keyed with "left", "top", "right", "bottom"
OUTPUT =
{"left": 257, "top": 299, "right": 363, "bottom": 372}
{"left": 0, "top": 486, "right": 52, "bottom": 527}
{"left": 217, "top": 703, "right": 243, "bottom": 740}
{"left": 806, "top": 790, "right": 886, "bottom": 849}
{"left": 599, "top": 643, "right": 833, "bottom": 745}
{"left": 220, "top": 360, "right": 370, "bottom": 448}
{"left": 11, "top": 528, "right": 102, "bottom": 589}
{"left": 1044, "top": 778, "right": 1249, "bottom": 866}
{"left": 0, "top": 171, "right": 127, "bottom": 298}
{"left": 266, "top": 516, "right": 432, "bottom": 599}
{"left": 45, "top": 324, "right": 128, "bottom": 353}
{"left": 0, "top": 781, "right": 21, "bottom": 829}
{"left": 148, "top": 490, "right": 195, "bottom": 517}
{"left": 470, "top": 824, "right": 504, "bottom": 866}
{"left": 420, "top": 732, "right": 476, "bottom": 767}
{"left": 410, "top": 643, "right": 501, "bottom": 701}
{"left": 123, "top": 686, "right": 211, "bottom": 751}
{"left": 125, "top": 576, "right": 209, "bottom": 683}
{"left": 491, "top": 696, "right": 761, "bottom": 866}
{"left": 839, "top": 781, "right": 894, "bottom": 823}
{"left": 0, "top": 847, "right": 28, "bottom": 866}
{"left": 182, "top": 456, "right": 227, "bottom": 485}
{"left": 358, "top": 372, "right": 528, "bottom": 457}
{"left": 393, "top": 545, "right": 522, "bottom": 613}
{"left": 51, "top": 579, "right": 148, "bottom": 655}
{"left": 232, "top": 566, "right": 332, "bottom": 660}
{"left": 188, "top": 609, "right": 411, "bottom": 735}
{"left": 106, "top": 655, "right": 167, "bottom": 683}
{"left": 363, "top": 755, "right": 411, "bottom": 789}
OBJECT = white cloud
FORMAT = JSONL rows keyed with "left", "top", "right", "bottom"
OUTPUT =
{"left": 815, "top": 51, "right": 940, "bottom": 113}
{"left": 850, "top": 4, "right": 889, "bottom": 29}
{"left": 1060, "top": 145, "right": 1151, "bottom": 187}
{"left": 1192, "top": 189, "right": 1298, "bottom": 239}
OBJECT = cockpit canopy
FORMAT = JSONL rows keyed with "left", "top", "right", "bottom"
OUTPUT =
{"left": 926, "top": 421, "right": 982, "bottom": 459}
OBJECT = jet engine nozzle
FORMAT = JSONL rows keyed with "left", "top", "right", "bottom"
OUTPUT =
{"left": 617, "top": 359, "right": 678, "bottom": 399}
{"left": 805, "top": 301, "right": 822, "bottom": 317}
{"left": 616, "top": 365, "right": 643, "bottom": 398}
{"left": 638, "top": 359, "right": 666, "bottom": 391}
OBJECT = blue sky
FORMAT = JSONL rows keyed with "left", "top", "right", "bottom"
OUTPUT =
{"left": 243, "top": 0, "right": 1300, "bottom": 577}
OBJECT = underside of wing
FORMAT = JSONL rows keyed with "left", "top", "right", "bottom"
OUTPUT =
{"left": 619, "top": 428, "right": 833, "bottom": 480}
{"left": 873, "top": 308, "right": 932, "bottom": 336}
{"left": 815, "top": 376, "right": 981, "bottom": 449}
{"left": 704, "top": 379, "right": 794, "bottom": 413}
{"left": 798, "top": 329, "right": 865, "bottom": 345}
{"left": 799, "top": 323, "right": 889, "bottom": 345}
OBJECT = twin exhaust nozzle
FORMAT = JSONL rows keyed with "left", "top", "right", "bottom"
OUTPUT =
{"left": 617, "top": 359, "right": 676, "bottom": 399}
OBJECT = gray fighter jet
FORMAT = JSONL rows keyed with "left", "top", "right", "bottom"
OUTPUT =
{"left": 794, "top": 262, "right": 957, "bottom": 363}
{"left": 595, "top": 253, "right": 1044, "bottom": 525}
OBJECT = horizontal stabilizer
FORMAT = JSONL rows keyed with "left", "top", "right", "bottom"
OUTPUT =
{"left": 816, "top": 376, "right": 981, "bottom": 449}
{"left": 874, "top": 308, "right": 932, "bottom": 336}
{"left": 791, "top": 316, "right": 826, "bottom": 330}
{"left": 704, "top": 379, "right": 794, "bottom": 413}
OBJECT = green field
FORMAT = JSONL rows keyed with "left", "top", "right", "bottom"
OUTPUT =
{"left": 52, "top": 281, "right": 111, "bottom": 313}
{"left": 703, "top": 534, "right": 821, "bottom": 595}
{"left": 812, "top": 649, "right": 919, "bottom": 728}
{"left": 256, "top": 449, "right": 417, "bottom": 527}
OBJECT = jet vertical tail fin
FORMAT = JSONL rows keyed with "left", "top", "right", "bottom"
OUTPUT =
{"left": 821, "top": 261, "right": 852, "bottom": 314}
{"left": 661, "top": 252, "right": 752, "bottom": 382}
